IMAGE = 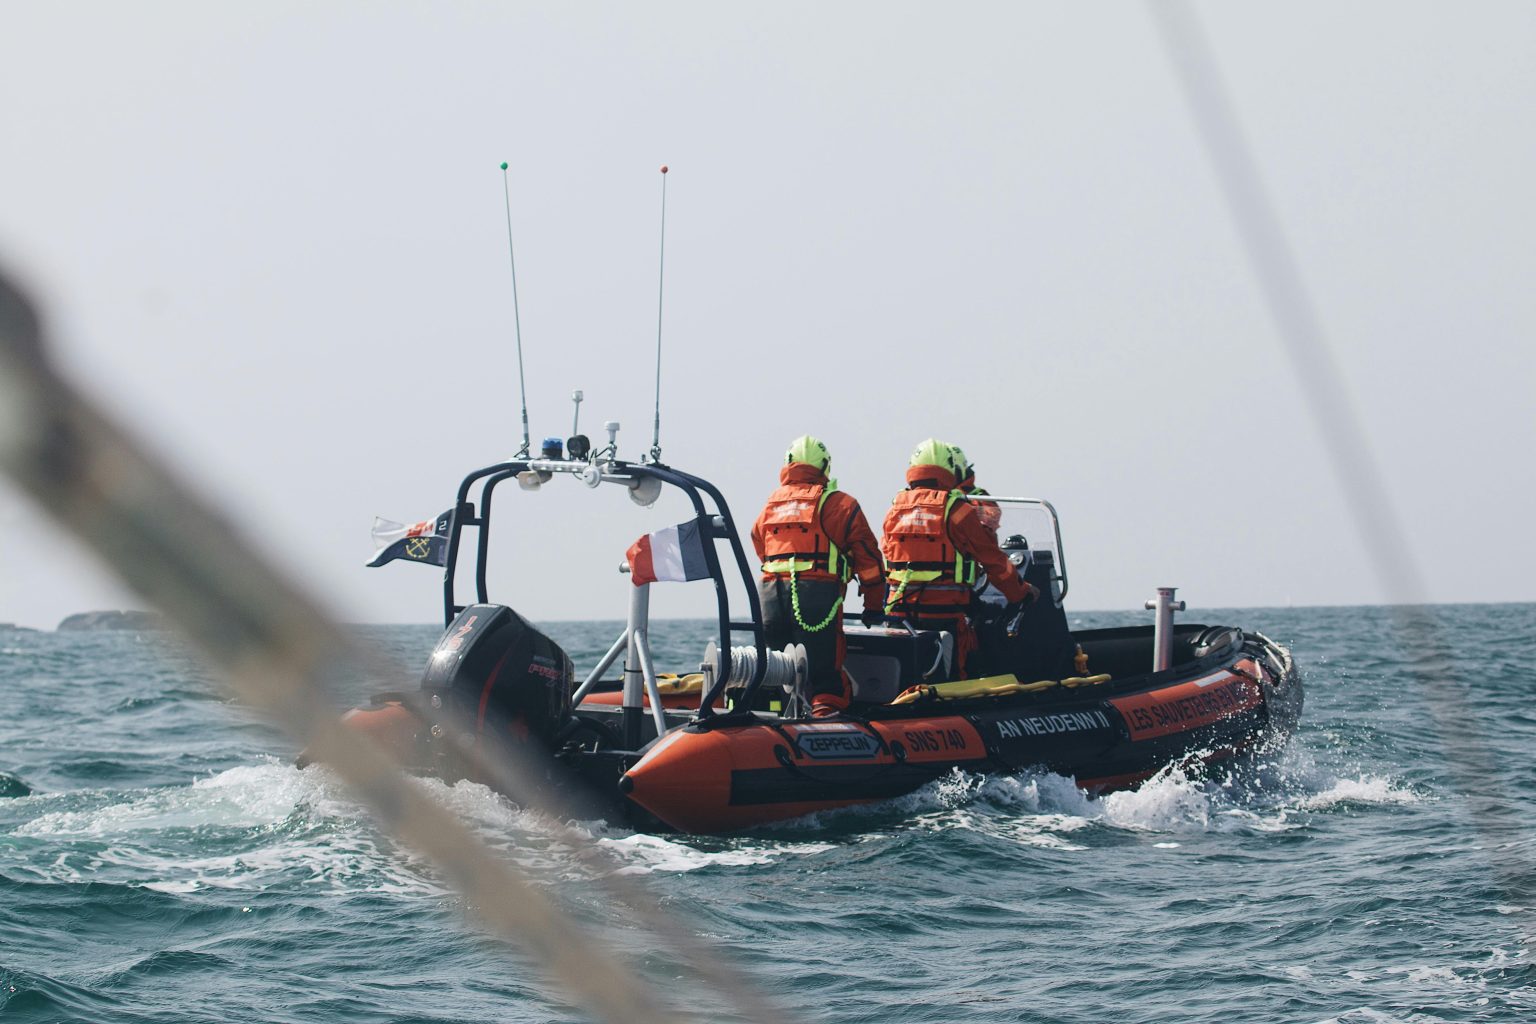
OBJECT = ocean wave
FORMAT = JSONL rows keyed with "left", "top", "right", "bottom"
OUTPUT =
{"left": 4, "top": 757, "right": 827, "bottom": 898}
{"left": 404, "top": 778, "right": 841, "bottom": 876}
{"left": 754, "top": 740, "right": 1422, "bottom": 845}
{"left": 593, "top": 831, "right": 836, "bottom": 874}
{"left": 1, "top": 732, "right": 1426, "bottom": 908}
{"left": 0, "top": 964, "right": 103, "bottom": 1021}
{"left": 98, "top": 949, "right": 237, "bottom": 980}
{"left": 6, "top": 761, "right": 438, "bottom": 896}
{"left": 1292, "top": 775, "right": 1421, "bottom": 811}
{"left": 14, "top": 761, "right": 350, "bottom": 837}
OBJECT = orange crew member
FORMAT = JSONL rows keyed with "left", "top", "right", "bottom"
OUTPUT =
{"left": 882, "top": 439, "right": 1036, "bottom": 678}
{"left": 949, "top": 445, "right": 1002, "bottom": 539}
{"left": 751, "top": 436, "right": 885, "bottom": 718}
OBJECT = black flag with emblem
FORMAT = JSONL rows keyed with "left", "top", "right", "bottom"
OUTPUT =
{"left": 367, "top": 509, "right": 453, "bottom": 568}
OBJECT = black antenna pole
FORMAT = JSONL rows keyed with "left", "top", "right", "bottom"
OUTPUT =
{"left": 649, "top": 165, "right": 668, "bottom": 463}
{"left": 501, "top": 161, "right": 531, "bottom": 458}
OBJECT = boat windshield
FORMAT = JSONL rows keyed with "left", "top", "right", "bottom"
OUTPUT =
{"left": 963, "top": 496, "right": 1069, "bottom": 601}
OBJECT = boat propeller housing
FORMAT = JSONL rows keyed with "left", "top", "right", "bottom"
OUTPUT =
{"left": 420, "top": 604, "right": 575, "bottom": 749}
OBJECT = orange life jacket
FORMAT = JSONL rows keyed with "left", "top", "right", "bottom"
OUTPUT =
{"left": 759, "top": 481, "right": 849, "bottom": 582}
{"left": 881, "top": 488, "right": 977, "bottom": 617}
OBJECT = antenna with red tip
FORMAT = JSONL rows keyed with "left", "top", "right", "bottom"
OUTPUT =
{"left": 649, "top": 165, "right": 669, "bottom": 463}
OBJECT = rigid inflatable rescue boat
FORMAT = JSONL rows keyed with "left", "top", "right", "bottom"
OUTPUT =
{"left": 330, "top": 435, "right": 1301, "bottom": 834}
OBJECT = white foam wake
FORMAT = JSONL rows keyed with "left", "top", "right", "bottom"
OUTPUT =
{"left": 2, "top": 739, "right": 1425, "bottom": 892}
{"left": 8, "top": 760, "right": 443, "bottom": 895}
{"left": 14, "top": 761, "right": 351, "bottom": 838}
{"left": 6, "top": 759, "right": 842, "bottom": 891}
{"left": 765, "top": 741, "right": 1422, "bottom": 845}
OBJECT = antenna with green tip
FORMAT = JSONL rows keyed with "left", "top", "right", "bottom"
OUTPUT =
{"left": 500, "top": 161, "right": 531, "bottom": 458}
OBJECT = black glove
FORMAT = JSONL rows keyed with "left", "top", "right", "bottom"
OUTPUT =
{"left": 860, "top": 606, "right": 884, "bottom": 628}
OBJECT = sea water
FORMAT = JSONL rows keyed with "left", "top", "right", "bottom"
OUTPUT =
{"left": 1, "top": 604, "right": 1532, "bottom": 1023}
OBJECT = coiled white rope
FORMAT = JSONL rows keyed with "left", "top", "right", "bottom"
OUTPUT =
{"left": 720, "top": 643, "right": 804, "bottom": 692}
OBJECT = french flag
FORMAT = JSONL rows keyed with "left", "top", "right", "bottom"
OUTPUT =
{"left": 626, "top": 518, "right": 711, "bottom": 586}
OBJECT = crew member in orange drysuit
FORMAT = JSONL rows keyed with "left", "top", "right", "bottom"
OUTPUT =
{"left": 751, "top": 436, "right": 885, "bottom": 718}
{"left": 949, "top": 445, "right": 1002, "bottom": 540}
{"left": 882, "top": 439, "right": 1036, "bottom": 678}
{"left": 949, "top": 444, "right": 1017, "bottom": 677}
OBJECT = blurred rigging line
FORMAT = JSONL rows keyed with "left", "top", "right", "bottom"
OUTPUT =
{"left": 1148, "top": 1, "right": 1420, "bottom": 602}
{"left": 0, "top": 268, "right": 781, "bottom": 1024}
{"left": 1148, "top": 0, "right": 1534, "bottom": 928}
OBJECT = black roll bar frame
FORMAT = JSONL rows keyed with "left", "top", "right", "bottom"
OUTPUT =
{"left": 438, "top": 458, "right": 768, "bottom": 719}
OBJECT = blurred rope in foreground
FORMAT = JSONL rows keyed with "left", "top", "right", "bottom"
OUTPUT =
{"left": 0, "top": 269, "right": 779, "bottom": 1024}
{"left": 1150, "top": 0, "right": 1534, "bottom": 935}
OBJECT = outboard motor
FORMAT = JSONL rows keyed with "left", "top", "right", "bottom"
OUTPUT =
{"left": 421, "top": 604, "right": 574, "bottom": 751}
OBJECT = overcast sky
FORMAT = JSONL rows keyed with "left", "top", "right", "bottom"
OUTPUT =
{"left": 2, "top": 2, "right": 1532, "bottom": 630}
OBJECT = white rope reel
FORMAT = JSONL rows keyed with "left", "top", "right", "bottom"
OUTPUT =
{"left": 702, "top": 640, "right": 808, "bottom": 697}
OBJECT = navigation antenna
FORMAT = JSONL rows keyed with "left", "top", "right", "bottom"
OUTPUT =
{"left": 500, "top": 161, "right": 531, "bottom": 458}
{"left": 648, "top": 165, "right": 668, "bottom": 463}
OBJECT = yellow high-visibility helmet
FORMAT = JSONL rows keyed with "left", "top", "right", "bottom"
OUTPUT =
{"left": 949, "top": 444, "right": 974, "bottom": 482}
{"left": 909, "top": 438, "right": 959, "bottom": 476}
{"left": 785, "top": 435, "right": 831, "bottom": 473}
